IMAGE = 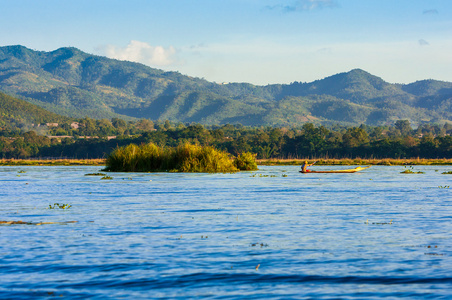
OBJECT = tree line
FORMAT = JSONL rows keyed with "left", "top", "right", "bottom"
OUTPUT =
{"left": 1, "top": 118, "right": 451, "bottom": 159}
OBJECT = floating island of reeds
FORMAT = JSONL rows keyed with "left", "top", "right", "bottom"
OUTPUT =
{"left": 104, "top": 142, "right": 258, "bottom": 173}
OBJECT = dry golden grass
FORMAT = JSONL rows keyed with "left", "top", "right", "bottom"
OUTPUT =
{"left": 2, "top": 157, "right": 452, "bottom": 166}
{"left": 0, "top": 159, "right": 106, "bottom": 166}
{"left": 257, "top": 158, "right": 452, "bottom": 166}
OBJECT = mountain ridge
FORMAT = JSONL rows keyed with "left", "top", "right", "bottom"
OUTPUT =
{"left": 1, "top": 45, "right": 451, "bottom": 126}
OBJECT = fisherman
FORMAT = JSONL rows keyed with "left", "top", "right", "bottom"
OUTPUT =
{"left": 301, "top": 160, "right": 315, "bottom": 173}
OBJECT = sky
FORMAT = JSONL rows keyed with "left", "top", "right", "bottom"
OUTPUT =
{"left": 1, "top": 0, "right": 451, "bottom": 85}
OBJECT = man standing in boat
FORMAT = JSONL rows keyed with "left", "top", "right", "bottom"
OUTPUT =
{"left": 301, "top": 161, "right": 315, "bottom": 173}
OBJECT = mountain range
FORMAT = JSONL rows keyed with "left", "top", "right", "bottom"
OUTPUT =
{"left": 1, "top": 45, "right": 452, "bottom": 127}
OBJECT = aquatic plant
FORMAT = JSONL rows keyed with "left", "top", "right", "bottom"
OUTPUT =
{"left": 250, "top": 173, "right": 284, "bottom": 177}
{"left": 442, "top": 171, "right": 452, "bottom": 174}
{"left": 250, "top": 173, "right": 278, "bottom": 177}
{"left": 48, "top": 203, "right": 71, "bottom": 209}
{"left": 104, "top": 142, "right": 258, "bottom": 173}
{"left": 100, "top": 176, "right": 113, "bottom": 180}
{"left": 400, "top": 166, "right": 425, "bottom": 174}
{"left": 85, "top": 173, "right": 106, "bottom": 176}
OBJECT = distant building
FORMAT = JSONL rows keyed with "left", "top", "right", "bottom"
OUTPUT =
{"left": 70, "top": 122, "right": 80, "bottom": 129}
{"left": 46, "top": 123, "right": 59, "bottom": 127}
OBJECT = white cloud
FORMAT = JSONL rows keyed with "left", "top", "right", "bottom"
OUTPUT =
{"left": 100, "top": 40, "right": 177, "bottom": 66}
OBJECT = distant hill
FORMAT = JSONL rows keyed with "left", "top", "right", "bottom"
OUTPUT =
{"left": 0, "top": 91, "right": 68, "bottom": 130}
{"left": 1, "top": 45, "right": 452, "bottom": 126}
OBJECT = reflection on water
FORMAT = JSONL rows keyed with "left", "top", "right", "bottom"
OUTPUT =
{"left": 1, "top": 165, "right": 451, "bottom": 298}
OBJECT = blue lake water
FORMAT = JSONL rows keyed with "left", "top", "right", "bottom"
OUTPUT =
{"left": 1, "top": 165, "right": 451, "bottom": 299}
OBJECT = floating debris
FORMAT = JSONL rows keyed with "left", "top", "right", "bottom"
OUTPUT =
{"left": 255, "top": 264, "right": 260, "bottom": 270}
{"left": 250, "top": 173, "right": 280, "bottom": 178}
{"left": 250, "top": 243, "right": 269, "bottom": 247}
{"left": 365, "top": 219, "right": 393, "bottom": 225}
{"left": 0, "top": 220, "right": 77, "bottom": 226}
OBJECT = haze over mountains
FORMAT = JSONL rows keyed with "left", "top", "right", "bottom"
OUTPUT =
{"left": 1, "top": 45, "right": 451, "bottom": 127}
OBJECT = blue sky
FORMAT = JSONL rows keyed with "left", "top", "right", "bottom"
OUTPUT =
{"left": 1, "top": 0, "right": 451, "bottom": 85}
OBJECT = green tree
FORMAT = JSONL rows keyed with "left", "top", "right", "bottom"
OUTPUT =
{"left": 418, "top": 135, "right": 437, "bottom": 157}
{"left": 136, "top": 119, "right": 154, "bottom": 131}
{"left": 97, "top": 119, "right": 115, "bottom": 136}
{"left": 112, "top": 118, "right": 127, "bottom": 129}
{"left": 342, "top": 127, "right": 369, "bottom": 148}
{"left": 394, "top": 120, "right": 412, "bottom": 136}
{"left": 79, "top": 117, "right": 97, "bottom": 136}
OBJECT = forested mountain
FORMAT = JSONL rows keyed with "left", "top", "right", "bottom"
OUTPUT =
{"left": 0, "top": 91, "right": 68, "bottom": 131}
{"left": 1, "top": 45, "right": 452, "bottom": 126}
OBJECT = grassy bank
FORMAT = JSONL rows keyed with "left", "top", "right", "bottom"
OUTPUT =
{"left": 2, "top": 157, "right": 451, "bottom": 167}
{"left": 0, "top": 159, "right": 106, "bottom": 166}
{"left": 104, "top": 143, "right": 258, "bottom": 173}
{"left": 257, "top": 158, "right": 452, "bottom": 166}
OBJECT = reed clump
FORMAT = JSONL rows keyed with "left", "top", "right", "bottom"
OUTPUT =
{"left": 234, "top": 152, "right": 258, "bottom": 171}
{"left": 104, "top": 142, "right": 258, "bottom": 173}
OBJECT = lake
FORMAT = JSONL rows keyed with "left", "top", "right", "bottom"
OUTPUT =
{"left": 1, "top": 165, "right": 451, "bottom": 299}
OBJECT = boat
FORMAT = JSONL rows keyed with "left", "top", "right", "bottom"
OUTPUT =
{"left": 299, "top": 166, "right": 371, "bottom": 174}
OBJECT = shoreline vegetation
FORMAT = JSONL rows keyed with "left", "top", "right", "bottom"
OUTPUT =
{"left": 257, "top": 158, "right": 452, "bottom": 166}
{"left": 104, "top": 143, "right": 258, "bottom": 173}
{"left": 2, "top": 120, "right": 452, "bottom": 162}
{"left": 0, "top": 158, "right": 106, "bottom": 166}
{"left": 2, "top": 157, "right": 452, "bottom": 167}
